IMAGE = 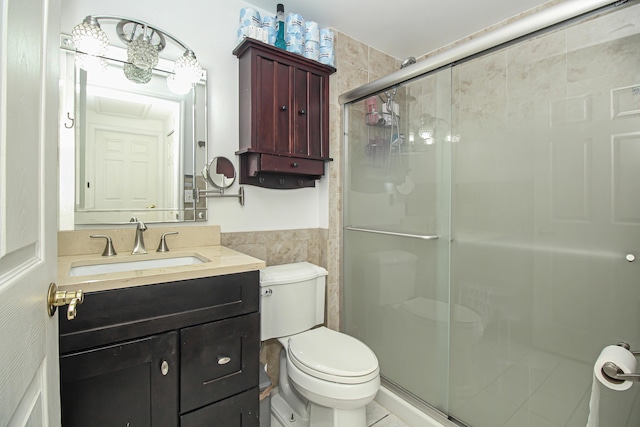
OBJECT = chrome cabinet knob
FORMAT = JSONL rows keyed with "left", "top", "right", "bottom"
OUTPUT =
{"left": 161, "top": 360, "right": 169, "bottom": 376}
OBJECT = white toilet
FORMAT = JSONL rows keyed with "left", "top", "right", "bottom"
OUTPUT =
{"left": 260, "top": 262, "right": 380, "bottom": 427}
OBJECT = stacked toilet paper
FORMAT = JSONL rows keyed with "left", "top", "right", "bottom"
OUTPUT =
{"left": 319, "top": 29, "right": 335, "bottom": 67}
{"left": 303, "top": 21, "right": 320, "bottom": 61}
{"left": 587, "top": 344, "right": 637, "bottom": 427}
{"left": 236, "top": 8, "right": 335, "bottom": 66}
{"left": 238, "top": 7, "right": 268, "bottom": 44}
{"left": 285, "top": 13, "right": 305, "bottom": 55}
{"left": 261, "top": 15, "right": 277, "bottom": 46}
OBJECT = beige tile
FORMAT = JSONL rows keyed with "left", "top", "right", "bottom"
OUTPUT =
{"left": 335, "top": 31, "right": 368, "bottom": 72}
{"left": 368, "top": 46, "right": 399, "bottom": 78}
{"left": 566, "top": 2, "right": 640, "bottom": 51}
{"left": 337, "top": 63, "right": 369, "bottom": 98}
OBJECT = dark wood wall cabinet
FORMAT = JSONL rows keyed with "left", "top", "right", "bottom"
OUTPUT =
{"left": 233, "top": 38, "right": 336, "bottom": 189}
{"left": 59, "top": 272, "right": 260, "bottom": 427}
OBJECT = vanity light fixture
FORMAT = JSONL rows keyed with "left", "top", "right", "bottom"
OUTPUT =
{"left": 71, "top": 15, "right": 203, "bottom": 94}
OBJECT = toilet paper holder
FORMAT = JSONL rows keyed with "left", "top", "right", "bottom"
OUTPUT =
{"left": 601, "top": 342, "right": 640, "bottom": 384}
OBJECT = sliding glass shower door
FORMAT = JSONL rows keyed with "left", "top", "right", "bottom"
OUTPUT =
{"left": 343, "top": 68, "right": 453, "bottom": 412}
{"left": 448, "top": 5, "right": 640, "bottom": 426}
{"left": 343, "top": 2, "right": 640, "bottom": 426}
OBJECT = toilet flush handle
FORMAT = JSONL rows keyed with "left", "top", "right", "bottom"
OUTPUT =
{"left": 261, "top": 289, "right": 273, "bottom": 297}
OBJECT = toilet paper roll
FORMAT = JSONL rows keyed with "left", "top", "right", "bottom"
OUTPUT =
{"left": 285, "top": 33, "right": 304, "bottom": 55}
{"left": 304, "top": 21, "right": 320, "bottom": 42}
{"left": 261, "top": 16, "right": 277, "bottom": 45}
{"left": 318, "top": 45, "right": 334, "bottom": 66}
{"left": 303, "top": 41, "right": 319, "bottom": 61}
{"left": 320, "top": 28, "right": 334, "bottom": 48}
{"left": 593, "top": 345, "right": 637, "bottom": 391}
{"left": 262, "top": 15, "right": 276, "bottom": 29}
{"left": 286, "top": 13, "right": 305, "bottom": 34}
{"left": 239, "top": 7, "right": 261, "bottom": 27}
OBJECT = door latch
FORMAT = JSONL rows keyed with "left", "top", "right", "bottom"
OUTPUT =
{"left": 47, "top": 283, "right": 84, "bottom": 320}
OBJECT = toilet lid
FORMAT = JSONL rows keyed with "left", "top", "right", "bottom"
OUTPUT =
{"left": 287, "top": 327, "right": 379, "bottom": 384}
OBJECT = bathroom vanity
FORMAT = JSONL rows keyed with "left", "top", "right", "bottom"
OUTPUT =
{"left": 56, "top": 226, "right": 266, "bottom": 427}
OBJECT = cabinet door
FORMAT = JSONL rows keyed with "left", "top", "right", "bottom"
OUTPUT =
{"left": 60, "top": 332, "right": 178, "bottom": 427}
{"left": 180, "top": 313, "right": 259, "bottom": 414}
{"left": 256, "top": 55, "right": 292, "bottom": 155}
{"left": 180, "top": 388, "right": 259, "bottom": 427}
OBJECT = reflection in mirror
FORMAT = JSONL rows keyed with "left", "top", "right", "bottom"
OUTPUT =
{"left": 204, "top": 157, "right": 236, "bottom": 190}
{"left": 58, "top": 33, "right": 208, "bottom": 229}
{"left": 198, "top": 156, "right": 245, "bottom": 206}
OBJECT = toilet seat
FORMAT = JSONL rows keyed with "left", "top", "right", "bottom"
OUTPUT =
{"left": 287, "top": 327, "right": 379, "bottom": 384}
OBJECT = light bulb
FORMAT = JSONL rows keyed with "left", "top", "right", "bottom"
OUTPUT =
{"left": 71, "top": 17, "right": 108, "bottom": 56}
{"left": 127, "top": 35, "right": 159, "bottom": 70}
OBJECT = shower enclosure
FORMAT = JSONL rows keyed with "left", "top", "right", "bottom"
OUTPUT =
{"left": 342, "top": 2, "right": 640, "bottom": 426}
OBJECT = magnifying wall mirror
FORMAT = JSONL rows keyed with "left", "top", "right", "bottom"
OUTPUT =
{"left": 199, "top": 156, "right": 245, "bottom": 205}
{"left": 203, "top": 157, "right": 236, "bottom": 189}
{"left": 58, "top": 33, "right": 208, "bottom": 228}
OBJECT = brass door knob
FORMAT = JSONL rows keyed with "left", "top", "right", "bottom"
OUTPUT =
{"left": 47, "top": 283, "right": 84, "bottom": 320}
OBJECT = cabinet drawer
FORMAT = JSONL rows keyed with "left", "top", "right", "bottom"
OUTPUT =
{"left": 180, "top": 387, "right": 259, "bottom": 427}
{"left": 59, "top": 272, "right": 259, "bottom": 354}
{"left": 180, "top": 313, "right": 259, "bottom": 414}
{"left": 248, "top": 153, "right": 324, "bottom": 176}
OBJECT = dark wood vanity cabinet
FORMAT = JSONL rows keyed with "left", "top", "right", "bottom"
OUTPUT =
{"left": 233, "top": 39, "right": 336, "bottom": 189}
{"left": 59, "top": 272, "right": 260, "bottom": 427}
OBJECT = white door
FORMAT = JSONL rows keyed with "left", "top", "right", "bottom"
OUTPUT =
{"left": 90, "top": 128, "right": 160, "bottom": 210}
{"left": 0, "top": 0, "right": 61, "bottom": 425}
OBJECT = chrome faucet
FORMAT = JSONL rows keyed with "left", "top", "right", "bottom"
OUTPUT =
{"left": 130, "top": 217, "right": 147, "bottom": 254}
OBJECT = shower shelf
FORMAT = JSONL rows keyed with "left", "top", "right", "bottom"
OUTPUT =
{"left": 344, "top": 226, "right": 438, "bottom": 240}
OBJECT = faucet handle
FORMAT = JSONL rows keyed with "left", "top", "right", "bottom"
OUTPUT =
{"left": 90, "top": 234, "right": 117, "bottom": 257}
{"left": 157, "top": 231, "right": 179, "bottom": 252}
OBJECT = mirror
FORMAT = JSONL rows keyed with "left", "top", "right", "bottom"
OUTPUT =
{"left": 203, "top": 157, "right": 236, "bottom": 190}
{"left": 58, "top": 34, "right": 208, "bottom": 228}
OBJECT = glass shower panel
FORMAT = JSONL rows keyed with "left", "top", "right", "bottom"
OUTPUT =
{"left": 343, "top": 68, "right": 452, "bottom": 412}
{"left": 450, "top": 4, "right": 640, "bottom": 427}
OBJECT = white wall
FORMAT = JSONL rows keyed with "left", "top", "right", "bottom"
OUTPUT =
{"left": 60, "top": 0, "right": 327, "bottom": 233}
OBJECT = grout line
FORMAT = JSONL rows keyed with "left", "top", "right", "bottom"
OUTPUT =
{"left": 369, "top": 413, "right": 391, "bottom": 426}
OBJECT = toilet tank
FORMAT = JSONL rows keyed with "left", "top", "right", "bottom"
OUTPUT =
{"left": 259, "top": 262, "right": 328, "bottom": 341}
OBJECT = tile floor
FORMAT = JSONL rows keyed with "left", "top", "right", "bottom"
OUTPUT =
{"left": 270, "top": 400, "right": 410, "bottom": 427}
{"left": 448, "top": 340, "right": 640, "bottom": 427}
{"left": 268, "top": 340, "right": 640, "bottom": 427}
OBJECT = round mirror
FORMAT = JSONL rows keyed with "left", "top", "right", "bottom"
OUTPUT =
{"left": 203, "top": 156, "right": 236, "bottom": 190}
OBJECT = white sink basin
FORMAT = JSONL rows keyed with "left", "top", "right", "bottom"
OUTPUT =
{"left": 69, "top": 255, "right": 206, "bottom": 277}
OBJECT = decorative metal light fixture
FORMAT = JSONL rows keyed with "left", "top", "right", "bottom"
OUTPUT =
{"left": 70, "top": 15, "right": 202, "bottom": 94}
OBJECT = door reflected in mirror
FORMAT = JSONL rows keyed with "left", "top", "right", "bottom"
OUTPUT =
{"left": 58, "top": 36, "right": 208, "bottom": 229}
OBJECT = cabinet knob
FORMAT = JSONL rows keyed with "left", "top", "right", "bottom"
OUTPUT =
{"left": 298, "top": 109, "right": 306, "bottom": 115}
{"left": 218, "top": 356, "right": 231, "bottom": 365}
{"left": 292, "top": 162, "right": 298, "bottom": 168}
{"left": 281, "top": 105, "right": 288, "bottom": 111}
{"left": 161, "top": 360, "right": 169, "bottom": 376}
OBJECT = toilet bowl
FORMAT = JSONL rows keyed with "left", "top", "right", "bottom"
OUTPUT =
{"left": 284, "top": 327, "right": 379, "bottom": 408}
{"left": 260, "top": 262, "right": 380, "bottom": 427}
